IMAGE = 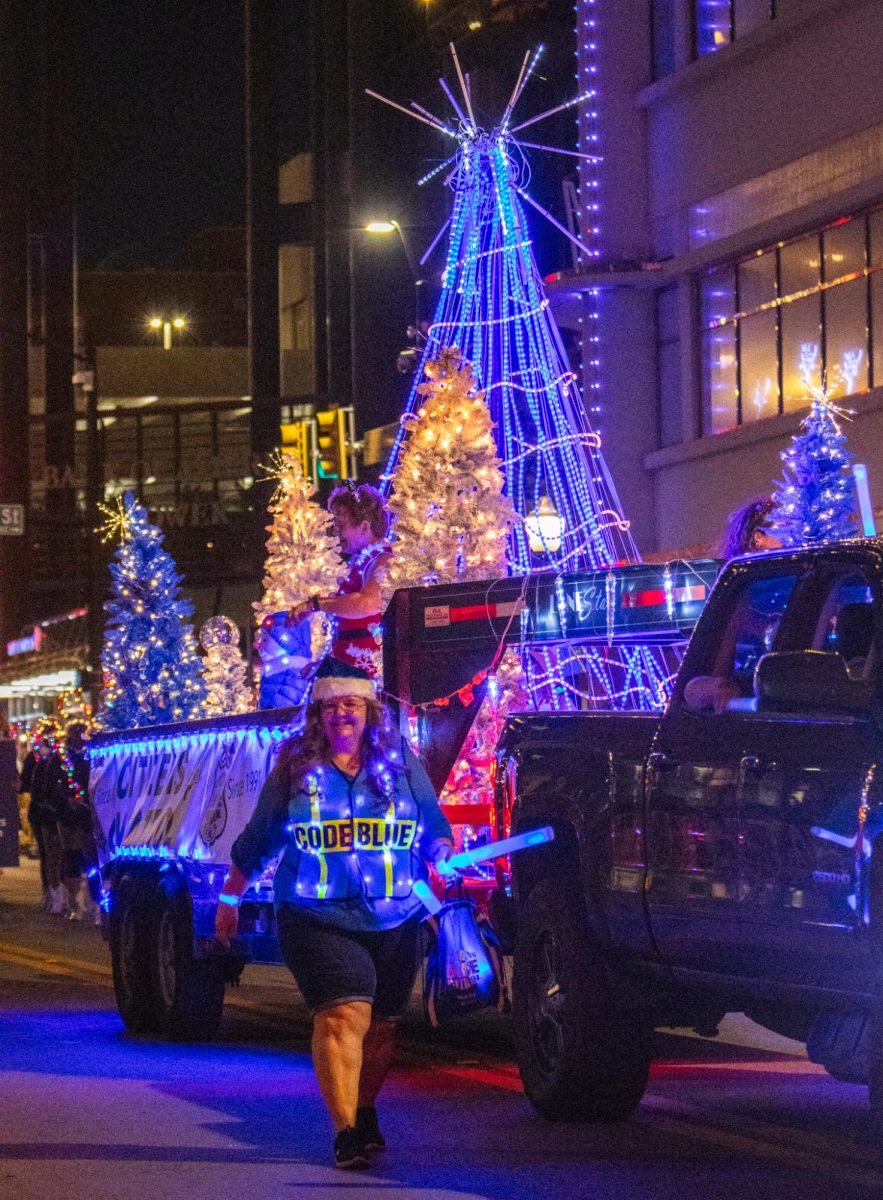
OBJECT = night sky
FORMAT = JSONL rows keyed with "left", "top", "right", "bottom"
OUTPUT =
{"left": 76, "top": 1, "right": 246, "bottom": 268}
{"left": 73, "top": 1, "right": 574, "bottom": 277}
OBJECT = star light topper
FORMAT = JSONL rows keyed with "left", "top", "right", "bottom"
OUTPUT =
{"left": 257, "top": 447, "right": 295, "bottom": 505}
{"left": 367, "top": 42, "right": 602, "bottom": 268}
{"left": 96, "top": 494, "right": 134, "bottom": 544}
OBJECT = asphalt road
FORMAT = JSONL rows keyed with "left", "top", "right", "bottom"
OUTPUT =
{"left": 2, "top": 858, "right": 883, "bottom": 1200}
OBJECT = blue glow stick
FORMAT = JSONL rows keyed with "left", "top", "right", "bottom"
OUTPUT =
{"left": 853, "top": 464, "right": 877, "bottom": 536}
{"left": 435, "top": 826, "right": 555, "bottom": 877}
{"left": 412, "top": 879, "right": 443, "bottom": 915}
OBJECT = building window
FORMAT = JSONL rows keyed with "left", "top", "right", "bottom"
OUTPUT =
{"left": 699, "top": 207, "right": 883, "bottom": 436}
{"left": 694, "top": 0, "right": 774, "bottom": 58}
{"left": 652, "top": 0, "right": 677, "bottom": 79}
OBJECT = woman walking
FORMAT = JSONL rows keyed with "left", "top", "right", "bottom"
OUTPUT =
{"left": 216, "top": 659, "right": 453, "bottom": 1169}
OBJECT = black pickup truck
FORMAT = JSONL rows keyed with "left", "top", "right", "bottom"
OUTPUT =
{"left": 496, "top": 540, "right": 883, "bottom": 1134}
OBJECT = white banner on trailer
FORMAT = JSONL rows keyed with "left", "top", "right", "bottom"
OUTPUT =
{"left": 89, "top": 723, "right": 284, "bottom": 866}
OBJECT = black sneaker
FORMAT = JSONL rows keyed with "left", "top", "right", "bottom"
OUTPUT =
{"left": 355, "top": 1106, "right": 386, "bottom": 1153}
{"left": 333, "top": 1126, "right": 371, "bottom": 1170}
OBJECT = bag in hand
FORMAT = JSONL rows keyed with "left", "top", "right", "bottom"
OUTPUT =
{"left": 424, "top": 899, "right": 506, "bottom": 1027}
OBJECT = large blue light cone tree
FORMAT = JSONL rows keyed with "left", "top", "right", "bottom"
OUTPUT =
{"left": 375, "top": 49, "right": 672, "bottom": 709}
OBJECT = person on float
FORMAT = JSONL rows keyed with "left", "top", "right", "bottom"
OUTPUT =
{"left": 215, "top": 658, "right": 453, "bottom": 1170}
{"left": 719, "top": 495, "right": 782, "bottom": 558}
{"left": 684, "top": 496, "right": 784, "bottom": 713}
{"left": 288, "top": 483, "right": 391, "bottom": 676}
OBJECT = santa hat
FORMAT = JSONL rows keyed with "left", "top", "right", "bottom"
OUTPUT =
{"left": 311, "top": 657, "right": 376, "bottom": 703}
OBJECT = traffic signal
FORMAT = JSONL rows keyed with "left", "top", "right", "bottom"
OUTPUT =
{"left": 315, "top": 408, "right": 350, "bottom": 479}
{"left": 280, "top": 419, "right": 312, "bottom": 478}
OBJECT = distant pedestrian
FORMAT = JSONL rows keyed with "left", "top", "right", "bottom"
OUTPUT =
{"left": 19, "top": 739, "right": 45, "bottom": 898}
{"left": 719, "top": 496, "right": 782, "bottom": 558}
{"left": 48, "top": 723, "right": 95, "bottom": 922}
{"left": 29, "top": 738, "right": 65, "bottom": 913}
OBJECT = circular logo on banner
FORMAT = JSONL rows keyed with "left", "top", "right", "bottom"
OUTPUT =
{"left": 200, "top": 792, "right": 228, "bottom": 847}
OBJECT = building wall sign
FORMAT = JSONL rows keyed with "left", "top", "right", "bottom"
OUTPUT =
{"left": 0, "top": 504, "right": 24, "bottom": 536}
{"left": 6, "top": 627, "right": 43, "bottom": 657}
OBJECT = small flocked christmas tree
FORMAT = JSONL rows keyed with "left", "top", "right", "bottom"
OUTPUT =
{"left": 385, "top": 348, "right": 517, "bottom": 599}
{"left": 200, "top": 616, "right": 253, "bottom": 716}
{"left": 97, "top": 492, "right": 206, "bottom": 729}
{"left": 252, "top": 451, "right": 344, "bottom": 629}
{"left": 768, "top": 378, "right": 858, "bottom": 547}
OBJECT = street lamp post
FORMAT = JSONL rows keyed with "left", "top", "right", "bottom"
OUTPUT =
{"left": 149, "top": 315, "right": 187, "bottom": 350}
{"left": 364, "top": 220, "right": 424, "bottom": 329}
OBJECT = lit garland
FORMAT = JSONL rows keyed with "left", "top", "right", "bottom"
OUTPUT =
{"left": 60, "top": 750, "right": 88, "bottom": 808}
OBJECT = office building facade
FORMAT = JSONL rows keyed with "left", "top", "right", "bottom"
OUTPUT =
{"left": 559, "top": 0, "right": 883, "bottom": 555}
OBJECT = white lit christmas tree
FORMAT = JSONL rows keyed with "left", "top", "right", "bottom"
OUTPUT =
{"left": 252, "top": 450, "right": 344, "bottom": 629}
{"left": 97, "top": 492, "right": 206, "bottom": 730}
{"left": 385, "top": 348, "right": 517, "bottom": 597}
{"left": 200, "top": 616, "right": 253, "bottom": 716}
{"left": 769, "top": 374, "right": 858, "bottom": 547}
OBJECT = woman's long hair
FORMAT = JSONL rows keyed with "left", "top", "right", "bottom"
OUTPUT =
{"left": 275, "top": 696, "right": 405, "bottom": 811}
{"left": 719, "top": 496, "right": 773, "bottom": 559}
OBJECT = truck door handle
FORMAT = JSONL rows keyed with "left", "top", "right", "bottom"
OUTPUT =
{"left": 739, "top": 754, "right": 767, "bottom": 775}
{"left": 648, "top": 751, "right": 677, "bottom": 772}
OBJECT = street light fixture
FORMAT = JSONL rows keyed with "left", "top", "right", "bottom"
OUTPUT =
{"left": 148, "top": 314, "right": 187, "bottom": 351}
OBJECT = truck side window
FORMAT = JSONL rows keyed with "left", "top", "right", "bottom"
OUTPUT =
{"left": 683, "top": 572, "right": 799, "bottom": 712}
{"left": 807, "top": 571, "right": 876, "bottom": 681}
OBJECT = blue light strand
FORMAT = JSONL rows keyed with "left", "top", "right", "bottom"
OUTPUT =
{"left": 373, "top": 37, "right": 675, "bottom": 712}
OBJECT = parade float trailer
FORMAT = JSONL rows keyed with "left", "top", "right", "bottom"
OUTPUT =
{"left": 90, "top": 558, "right": 718, "bottom": 1039}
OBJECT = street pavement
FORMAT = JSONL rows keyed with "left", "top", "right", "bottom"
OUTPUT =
{"left": 2, "top": 858, "right": 882, "bottom": 1199}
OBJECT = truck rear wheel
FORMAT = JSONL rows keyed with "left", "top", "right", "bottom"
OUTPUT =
{"left": 147, "top": 883, "right": 225, "bottom": 1040}
{"left": 110, "top": 876, "right": 156, "bottom": 1034}
{"left": 513, "top": 881, "right": 653, "bottom": 1122}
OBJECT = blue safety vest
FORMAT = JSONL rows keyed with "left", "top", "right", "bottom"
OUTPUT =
{"left": 279, "top": 762, "right": 426, "bottom": 903}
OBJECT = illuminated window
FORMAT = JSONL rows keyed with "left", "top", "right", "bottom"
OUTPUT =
{"left": 652, "top": 0, "right": 677, "bottom": 79}
{"left": 694, "top": 0, "right": 774, "bottom": 58}
{"left": 698, "top": 206, "right": 882, "bottom": 435}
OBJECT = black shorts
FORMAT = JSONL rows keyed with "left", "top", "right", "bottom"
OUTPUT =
{"left": 276, "top": 904, "right": 420, "bottom": 1019}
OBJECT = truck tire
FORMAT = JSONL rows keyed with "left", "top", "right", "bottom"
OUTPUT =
{"left": 109, "top": 875, "right": 156, "bottom": 1034}
{"left": 147, "top": 883, "right": 225, "bottom": 1040}
{"left": 513, "top": 881, "right": 653, "bottom": 1122}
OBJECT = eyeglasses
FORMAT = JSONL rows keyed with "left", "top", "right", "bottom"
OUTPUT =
{"left": 319, "top": 698, "right": 368, "bottom": 716}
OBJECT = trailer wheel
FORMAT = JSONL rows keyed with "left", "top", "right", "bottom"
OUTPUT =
{"left": 513, "top": 880, "right": 653, "bottom": 1122}
{"left": 147, "top": 883, "right": 225, "bottom": 1040}
{"left": 109, "top": 876, "right": 156, "bottom": 1034}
